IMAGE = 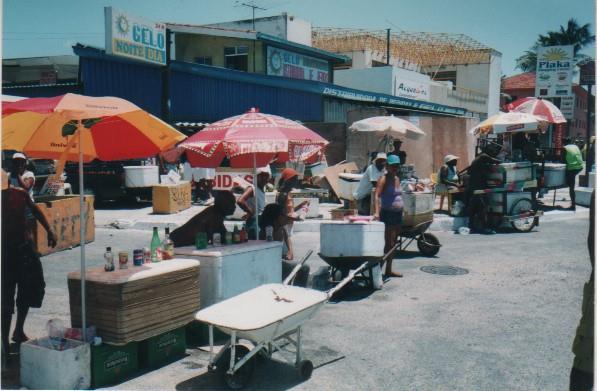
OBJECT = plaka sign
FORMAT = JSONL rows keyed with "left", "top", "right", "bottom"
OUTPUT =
{"left": 535, "top": 45, "right": 574, "bottom": 97}
{"left": 105, "top": 7, "right": 166, "bottom": 65}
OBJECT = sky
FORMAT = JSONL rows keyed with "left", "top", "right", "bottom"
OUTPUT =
{"left": 3, "top": 0, "right": 596, "bottom": 76}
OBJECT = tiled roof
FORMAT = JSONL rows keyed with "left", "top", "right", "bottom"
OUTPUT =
{"left": 502, "top": 73, "right": 535, "bottom": 90}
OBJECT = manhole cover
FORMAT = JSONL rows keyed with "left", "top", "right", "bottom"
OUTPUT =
{"left": 420, "top": 265, "right": 469, "bottom": 275}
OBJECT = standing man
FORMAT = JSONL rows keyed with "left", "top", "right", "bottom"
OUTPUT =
{"left": 562, "top": 137, "right": 584, "bottom": 211}
{"left": 353, "top": 153, "right": 386, "bottom": 215}
{"left": 2, "top": 170, "right": 57, "bottom": 357}
{"left": 10, "top": 153, "right": 35, "bottom": 199}
{"left": 388, "top": 139, "right": 407, "bottom": 165}
{"left": 465, "top": 144, "right": 501, "bottom": 234}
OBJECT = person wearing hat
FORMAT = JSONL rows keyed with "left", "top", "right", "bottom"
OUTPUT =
{"left": 2, "top": 169, "right": 57, "bottom": 355}
{"left": 10, "top": 153, "right": 35, "bottom": 200}
{"left": 374, "top": 154, "right": 404, "bottom": 278}
{"left": 388, "top": 139, "right": 407, "bottom": 166}
{"left": 354, "top": 152, "right": 387, "bottom": 215}
{"left": 237, "top": 166, "right": 271, "bottom": 239}
{"left": 276, "top": 168, "right": 309, "bottom": 260}
{"left": 437, "top": 154, "right": 462, "bottom": 212}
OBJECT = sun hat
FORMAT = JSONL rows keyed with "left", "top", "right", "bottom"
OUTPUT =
{"left": 387, "top": 154, "right": 401, "bottom": 166}
{"left": 280, "top": 168, "right": 298, "bottom": 181}
{"left": 12, "top": 152, "right": 27, "bottom": 160}
{"left": 443, "top": 154, "right": 459, "bottom": 164}
{"left": 373, "top": 152, "right": 387, "bottom": 162}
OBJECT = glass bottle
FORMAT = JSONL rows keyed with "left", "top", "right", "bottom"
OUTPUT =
{"left": 150, "top": 227, "right": 161, "bottom": 262}
{"left": 233, "top": 225, "right": 241, "bottom": 243}
{"left": 104, "top": 247, "right": 114, "bottom": 272}
{"left": 162, "top": 227, "right": 174, "bottom": 260}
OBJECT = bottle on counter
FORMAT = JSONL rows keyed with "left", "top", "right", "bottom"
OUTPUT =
{"left": 233, "top": 225, "right": 240, "bottom": 243}
{"left": 150, "top": 226, "right": 162, "bottom": 262}
{"left": 240, "top": 224, "right": 247, "bottom": 242}
{"left": 104, "top": 247, "right": 114, "bottom": 271}
{"left": 162, "top": 227, "right": 174, "bottom": 260}
{"left": 225, "top": 230, "right": 232, "bottom": 245}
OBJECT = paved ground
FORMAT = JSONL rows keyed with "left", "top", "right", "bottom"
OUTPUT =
{"left": 1, "top": 201, "right": 591, "bottom": 390}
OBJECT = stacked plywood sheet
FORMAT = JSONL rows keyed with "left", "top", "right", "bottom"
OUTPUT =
{"left": 68, "top": 259, "right": 200, "bottom": 345}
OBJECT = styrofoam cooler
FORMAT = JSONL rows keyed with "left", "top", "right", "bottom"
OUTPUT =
{"left": 541, "top": 163, "right": 566, "bottom": 188}
{"left": 174, "top": 241, "right": 282, "bottom": 308}
{"left": 124, "top": 165, "right": 160, "bottom": 188}
{"left": 487, "top": 191, "right": 532, "bottom": 214}
{"left": 337, "top": 173, "right": 362, "bottom": 201}
{"left": 488, "top": 162, "right": 534, "bottom": 184}
{"left": 320, "top": 221, "right": 385, "bottom": 257}
{"left": 20, "top": 337, "right": 91, "bottom": 390}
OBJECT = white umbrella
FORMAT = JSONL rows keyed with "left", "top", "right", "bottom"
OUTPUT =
{"left": 470, "top": 112, "right": 549, "bottom": 136}
{"left": 349, "top": 115, "right": 426, "bottom": 140}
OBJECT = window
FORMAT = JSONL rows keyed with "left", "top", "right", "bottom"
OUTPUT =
{"left": 224, "top": 46, "right": 249, "bottom": 71}
{"left": 428, "top": 71, "right": 457, "bottom": 87}
{"left": 194, "top": 56, "right": 212, "bottom": 66}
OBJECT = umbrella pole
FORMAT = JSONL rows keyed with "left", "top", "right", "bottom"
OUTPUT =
{"left": 78, "top": 125, "right": 87, "bottom": 342}
{"left": 253, "top": 152, "right": 258, "bottom": 240}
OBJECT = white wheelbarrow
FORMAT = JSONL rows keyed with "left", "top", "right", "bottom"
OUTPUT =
{"left": 195, "top": 253, "right": 370, "bottom": 389}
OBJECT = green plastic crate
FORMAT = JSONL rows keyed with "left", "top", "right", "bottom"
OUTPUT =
{"left": 185, "top": 321, "right": 228, "bottom": 346}
{"left": 91, "top": 342, "right": 138, "bottom": 388}
{"left": 139, "top": 327, "right": 186, "bottom": 369}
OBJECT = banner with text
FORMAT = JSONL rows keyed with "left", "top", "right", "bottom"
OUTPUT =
{"left": 105, "top": 7, "right": 166, "bottom": 65}
{"left": 393, "top": 77, "right": 429, "bottom": 101}
{"left": 535, "top": 45, "right": 574, "bottom": 97}
{"left": 267, "top": 46, "right": 329, "bottom": 82}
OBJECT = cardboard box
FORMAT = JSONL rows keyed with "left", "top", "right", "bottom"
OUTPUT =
{"left": 152, "top": 181, "right": 192, "bottom": 214}
{"left": 34, "top": 195, "right": 95, "bottom": 256}
{"left": 139, "top": 327, "right": 186, "bottom": 369}
{"left": 91, "top": 342, "right": 138, "bottom": 388}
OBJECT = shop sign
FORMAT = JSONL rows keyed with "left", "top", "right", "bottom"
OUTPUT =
{"left": 104, "top": 7, "right": 166, "bottom": 65}
{"left": 535, "top": 45, "right": 574, "bottom": 97}
{"left": 267, "top": 46, "right": 329, "bottom": 82}
{"left": 394, "top": 77, "right": 429, "bottom": 101}
{"left": 559, "top": 95, "right": 575, "bottom": 120}
{"left": 213, "top": 168, "right": 254, "bottom": 190}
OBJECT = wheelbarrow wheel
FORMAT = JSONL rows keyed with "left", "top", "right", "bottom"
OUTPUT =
{"left": 417, "top": 233, "right": 440, "bottom": 257}
{"left": 216, "top": 345, "right": 255, "bottom": 390}
{"left": 297, "top": 360, "right": 314, "bottom": 380}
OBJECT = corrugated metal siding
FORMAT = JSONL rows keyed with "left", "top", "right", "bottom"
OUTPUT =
{"left": 170, "top": 70, "right": 323, "bottom": 122}
{"left": 323, "top": 98, "right": 375, "bottom": 123}
{"left": 79, "top": 57, "right": 163, "bottom": 116}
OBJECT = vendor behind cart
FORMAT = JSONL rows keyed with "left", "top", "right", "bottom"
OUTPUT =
{"left": 353, "top": 152, "right": 387, "bottom": 215}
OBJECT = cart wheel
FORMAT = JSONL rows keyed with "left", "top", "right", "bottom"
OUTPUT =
{"left": 216, "top": 345, "right": 255, "bottom": 390}
{"left": 297, "top": 360, "right": 314, "bottom": 380}
{"left": 417, "top": 233, "right": 441, "bottom": 257}
{"left": 509, "top": 198, "right": 536, "bottom": 233}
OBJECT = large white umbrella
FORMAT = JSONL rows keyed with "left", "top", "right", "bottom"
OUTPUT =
{"left": 470, "top": 112, "right": 549, "bottom": 136}
{"left": 349, "top": 115, "right": 426, "bottom": 140}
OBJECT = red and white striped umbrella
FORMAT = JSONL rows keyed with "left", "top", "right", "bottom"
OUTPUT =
{"left": 506, "top": 97, "right": 566, "bottom": 124}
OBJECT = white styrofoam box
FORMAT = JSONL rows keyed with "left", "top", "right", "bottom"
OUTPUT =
{"left": 20, "top": 337, "right": 90, "bottom": 390}
{"left": 124, "top": 165, "right": 159, "bottom": 188}
{"left": 402, "top": 192, "right": 434, "bottom": 216}
{"left": 488, "top": 162, "right": 534, "bottom": 184}
{"left": 337, "top": 173, "right": 362, "bottom": 201}
{"left": 292, "top": 197, "right": 319, "bottom": 218}
{"left": 320, "top": 221, "right": 385, "bottom": 257}
{"left": 588, "top": 172, "right": 596, "bottom": 188}
{"left": 487, "top": 191, "right": 532, "bottom": 214}
{"left": 575, "top": 186, "right": 593, "bottom": 207}
{"left": 174, "top": 241, "right": 282, "bottom": 308}
{"left": 542, "top": 163, "right": 566, "bottom": 188}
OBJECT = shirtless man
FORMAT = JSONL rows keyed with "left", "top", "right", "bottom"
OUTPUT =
{"left": 2, "top": 170, "right": 57, "bottom": 356}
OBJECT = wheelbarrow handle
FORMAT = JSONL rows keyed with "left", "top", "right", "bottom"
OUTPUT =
{"left": 326, "top": 260, "right": 371, "bottom": 298}
{"left": 283, "top": 250, "right": 313, "bottom": 285}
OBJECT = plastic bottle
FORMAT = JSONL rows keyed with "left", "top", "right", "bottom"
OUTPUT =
{"left": 161, "top": 227, "right": 174, "bottom": 260}
{"left": 150, "top": 227, "right": 161, "bottom": 262}
{"left": 104, "top": 247, "right": 114, "bottom": 272}
{"left": 233, "top": 225, "right": 241, "bottom": 244}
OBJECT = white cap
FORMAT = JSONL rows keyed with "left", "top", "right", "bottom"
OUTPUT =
{"left": 444, "top": 154, "right": 459, "bottom": 164}
{"left": 12, "top": 152, "right": 27, "bottom": 160}
{"left": 257, "top": 166, "right": 271, "bottom": 175}
{"left": 374, "top": 152, "right": 387, "bottom": 162}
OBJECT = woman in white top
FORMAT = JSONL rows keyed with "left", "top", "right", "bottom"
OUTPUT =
{"left": 237, "top": 166, "right": 271, "bottom": 239}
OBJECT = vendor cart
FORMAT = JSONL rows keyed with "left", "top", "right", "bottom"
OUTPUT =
{"left": 399, "top": 191, "right": 440, "bottom": 256}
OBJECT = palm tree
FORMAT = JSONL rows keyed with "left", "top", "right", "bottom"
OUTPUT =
{"left": 515, "top": 18, "right": 595, "bottom": 72}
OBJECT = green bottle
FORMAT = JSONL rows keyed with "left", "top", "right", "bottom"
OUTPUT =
{"left": 150, "top": 226, "right": 161, "bottom": 262}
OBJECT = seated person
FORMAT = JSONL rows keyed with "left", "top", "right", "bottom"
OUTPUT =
{"left": 170, "top": 191, "right": 236, "bottom": 247}
{"left": 437, "top": 154, "right": 461, "bottom": 191}
{"left": 259, "top": 203, "right": 310, "bottom": 287}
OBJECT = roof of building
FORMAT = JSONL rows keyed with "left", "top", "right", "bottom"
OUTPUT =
{"left": 311, "top": 27, "right": 500, "bottom": 68}
{"left": 502, "top": 72, "right": 536, "bottom": 90}
{"left": 165, "top": 22, "right": 349, "bottom": 63}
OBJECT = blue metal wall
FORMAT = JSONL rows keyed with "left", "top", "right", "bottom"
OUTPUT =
{"left": 79, "top": 55, "right": 163, "bottom": 116}
{"left": 2, "top": 83, "right": 81, "bottom": 98}
{"left": 169, "top": 66, "right": 323, "bottom": 123}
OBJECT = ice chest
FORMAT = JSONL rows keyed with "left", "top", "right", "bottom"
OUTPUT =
{"left": 541, "top": 163, "right": 566, "bottom": 188}
{"left": 152, "top": 181, "right": 192, "bottom": 214}
{"left": 139, "top": 327, "right": 186, "bottom": 368}
{"left": 488, "top": 191, "right": 532, "bottom": 214}
{"left": 20, "top": 337, "right": 91, "bottom": 390}
{"left": 488, "top": 162, "right": 535, "bottom": 185}
{"left": 320, "top": 221, "right": 385, "bottom": 258}
{"left": 91, "top": 341, "right": 138, "bottom": 388}
{"left": 174, "top": 241, "right": 283, "bottom": 308}
{"left": 124, "top": 165, "right": 159, "bottom": 187}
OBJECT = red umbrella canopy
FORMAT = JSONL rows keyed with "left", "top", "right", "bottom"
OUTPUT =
{"left": 506, "top": 97, "right": 566, "bottom": 124}
{"left": 179, "top": 108, "right": 328, "bottom": 168}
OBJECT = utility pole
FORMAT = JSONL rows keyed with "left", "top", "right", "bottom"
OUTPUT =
{"left": 240, "top": 2, "right": 266, "bottom": 30}
{"left": 386, "top": 28, "right": 391, "bottom": 65}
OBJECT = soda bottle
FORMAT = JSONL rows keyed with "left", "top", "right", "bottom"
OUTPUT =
{"left": 150, "top": 227, "right": 161, "bottom": 262}
{"left": 233, "top": 225, "right": 240, "bottom": 244}
{"left": 104, "top": 247, "right": 114, "bottom": 272}
{"left": 162, "top": 227, "right": 174, "bottom": 260}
